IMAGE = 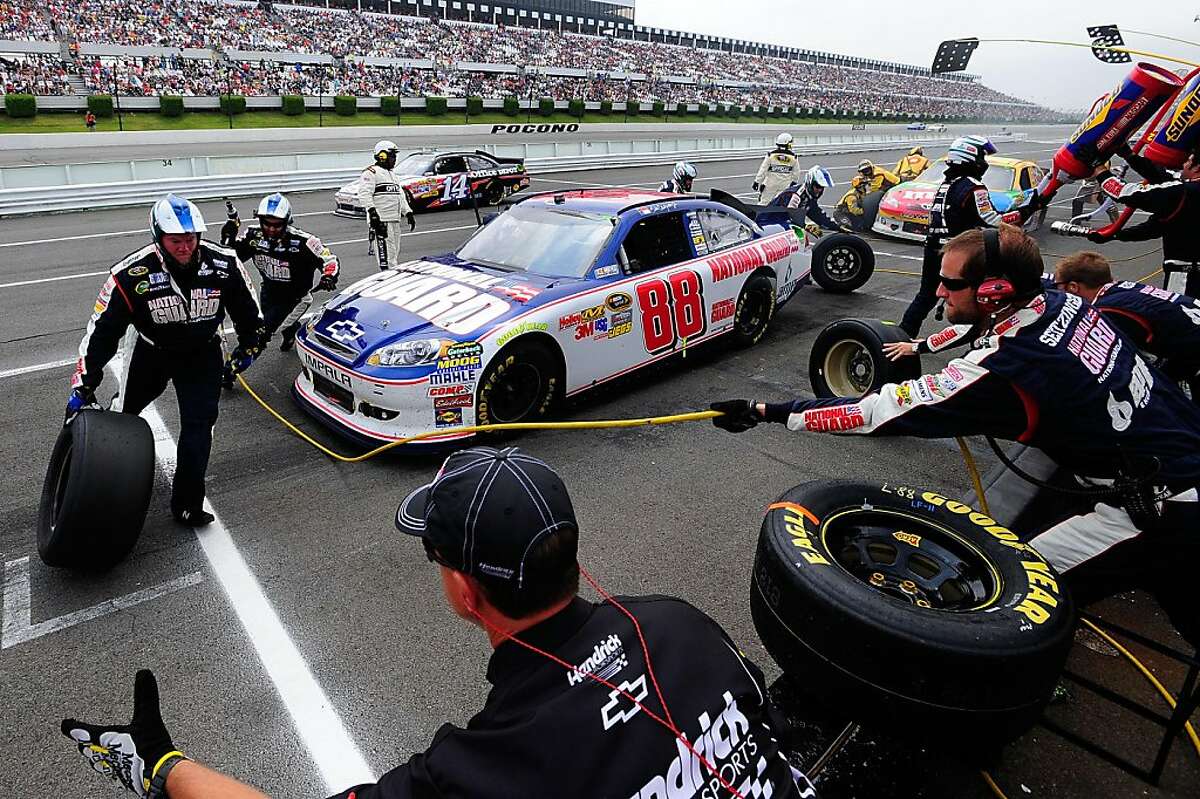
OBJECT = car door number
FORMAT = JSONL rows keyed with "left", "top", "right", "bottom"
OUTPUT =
{"left": 637, "top": 270, "right": 706, "bottom": 354}
{"left": 442, "top": 173, "right": 471, "bottom": 202}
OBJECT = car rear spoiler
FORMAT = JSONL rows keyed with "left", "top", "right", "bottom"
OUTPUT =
{"left": 709, "top": 188, "right": 806, "bottom": 230}
{"left": 476, "top": 149, "right": 524, "bottom": 166}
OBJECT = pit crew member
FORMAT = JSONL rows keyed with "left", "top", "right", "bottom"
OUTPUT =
{"left": 711, "top": 225, "right": 1200, "bottom": 648}
{"left": 61, "top": 448, "right": 817, "bottom": 799}
{"left": 1088, "top": 140, "right": 1200, "bottom": 298}
{"left": 221, "top": 193, "right": 339, "bottom": 354}
{"left": 894, "top": 146, "right": 931, "bottom": 182}
{"left": 753, "top": 133, "right": 803, "bottom": 204}
{"left": 360, "top": 140, "right": 416, "bottom": 270}
{"left": 658, "top": 160, "right": 697, "bottom": 193}
{"left": 768, "top": 165, "right": 847, "bottom": 238}
{"left": 899, "top": 135, "right": 1041, "bottom": 336}
{"left": 68, "top": 195, "right": 265, "bottom": 527}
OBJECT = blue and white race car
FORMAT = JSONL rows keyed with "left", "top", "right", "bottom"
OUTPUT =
{"left": 293, "top": 189, "right": 875, "bottom": 444}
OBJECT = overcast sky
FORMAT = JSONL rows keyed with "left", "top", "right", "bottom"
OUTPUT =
{"left": 634, "top": 1, "right": 1197, "bottom": 111}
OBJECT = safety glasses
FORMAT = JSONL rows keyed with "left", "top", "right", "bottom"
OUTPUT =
{"left": 938, "top": 274, "right": 974, "bottom": 291}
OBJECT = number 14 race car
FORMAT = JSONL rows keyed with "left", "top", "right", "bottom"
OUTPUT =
{"left": 295, "top": 189, "right": 875, "bottom": 444}
{"left": 333, "top": 149, "right": 529, "bottom": 216}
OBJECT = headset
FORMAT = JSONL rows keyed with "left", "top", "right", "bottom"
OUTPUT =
{"left": 974, "top": 228, "right": 1015, "bottom": 309}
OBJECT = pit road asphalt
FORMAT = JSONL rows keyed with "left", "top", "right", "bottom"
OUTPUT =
{"left": 2, "top": 136, "right": 1195, "bottom": 798}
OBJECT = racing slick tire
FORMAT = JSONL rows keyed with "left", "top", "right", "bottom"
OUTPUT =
{"left": 750, "top": 480, "right": 1075, "bottom": 749}
{"left": 37, "top": 410, "right": 155, "bottom": 571}
{"left": 808, "top": 318, "right": 920, "bottom": 398}
{"left": 730, "top": 274, "right": 777, "bottom": 347}
{"left": 810, "top": 234, "right": 874, "bottom": 294}
{"left": 858, "top": 191, "right": 883, "bottom": 231}
{"left": 482, "top": 180, "right": 505, "bottom": 206}
{"left": 476, "top": 340, "right": 562, "bottom": 428}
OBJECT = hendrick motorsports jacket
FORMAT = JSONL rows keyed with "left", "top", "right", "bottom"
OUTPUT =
{"left": 72, "top": 242, "right": 264, "bottom": 390}
{"left": 230, "top": 224, "right": 339, "bottom": 294}
{"left": 764, "top": 291, "right": 1200, "bottom": 486}
{"left": 327, "top": 596, "right": 815, "bottom": 799}
{"left": 359, "top": 164, "right": 414, "bottom": 222}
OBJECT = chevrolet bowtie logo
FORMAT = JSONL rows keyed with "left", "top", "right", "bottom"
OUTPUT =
{"left": 328, "top": 320, "right": 365, "bottom": 343}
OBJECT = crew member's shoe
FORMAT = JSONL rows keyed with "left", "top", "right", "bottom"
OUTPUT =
{"left": 173, "top": 507, "right": 215, "bottom": 527}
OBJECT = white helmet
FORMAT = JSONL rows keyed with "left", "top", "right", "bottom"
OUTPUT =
{"left": 149, "top": 194, "right": 206, "bottom": 247}
{"left": 672, "top": 161, "right": 697, "bottom": 182}
{"left": 775, "top": 132, "right": 794, "bottom": 149}
{"left": 803, "top": 165, "right": 833, "bottom": 195}
{"left": 255, "top": 192, "right": 292, "bottom": 225}
{"left": 857, "top": 159, "right": 875, "bottom": 175}
{"left": 374, "top": 139, "right": 399, "bottom": 159}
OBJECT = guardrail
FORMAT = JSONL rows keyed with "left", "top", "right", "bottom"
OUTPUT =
{"left": 0, "top": 132, "right": 1017, "bottom": 216}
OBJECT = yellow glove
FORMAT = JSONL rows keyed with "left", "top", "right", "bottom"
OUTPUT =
{"left": 804, "top": 222, "right": 823, "bottom": 239}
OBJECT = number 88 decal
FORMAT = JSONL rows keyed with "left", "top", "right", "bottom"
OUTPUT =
{"left": 637, "top": 269, "right": 706, "bottom": 353}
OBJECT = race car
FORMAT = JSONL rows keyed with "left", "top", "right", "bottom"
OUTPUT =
{"left": 333, "top": 149, "right": 529, "bottom": 217}
{"left": 294, "top": 189, "right": 875, "bottom": 444}
{"left": 871, "top": 155, "right": 1046, "bottom": 242}
{"left": 906, "top": 121, "right": 927, "bottom": 131}
{"left": 928, "top": 123, "right": 947, "bottom": 133}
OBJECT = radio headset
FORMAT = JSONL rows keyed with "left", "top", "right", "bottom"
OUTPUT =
{"left": 975, "top": 228, "right": 1015, "bottom": 311}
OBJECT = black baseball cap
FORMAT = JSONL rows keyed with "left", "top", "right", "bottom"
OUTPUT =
{"left": 396, "top": 446, "right": 578, "bottom": 588}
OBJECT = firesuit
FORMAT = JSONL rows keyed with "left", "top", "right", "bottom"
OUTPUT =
{"left": 226, "top": 223, "right": 338, "bottom": 348}
{"left": 894, "top": 149, "right": 931, "bottom": 181}
{"left": 768, "top": 182, "right": 840, "bottom": 233}
{"left": 715, "top": 290, "right": 1200, "bottom": 645}
{"left": 72, "top": 240, "right": 263, "bottom": 521}
{"left": 359, "top": 162, "right": 415, "bottom": 270}
{"left": 753, "top": 146, "right": 802, "bottom": 204}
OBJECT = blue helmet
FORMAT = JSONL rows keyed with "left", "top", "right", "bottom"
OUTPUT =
{"left": 256, "top": 192, "right": 292, "bottom": 226}
{"left": 803, "top": 165, "right": 833, "bottom": 196}
{"left": 149, "top": 194, "right": 206, "bottom": 248}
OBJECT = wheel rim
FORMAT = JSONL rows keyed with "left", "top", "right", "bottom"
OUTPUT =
{"left": 736, "top": 284, "right": 771, "bottom": 336}
{"left": 821, "top": 508, "right": 1001, "bottom": 611}
{"left": 822, "top": 245, "right": 861, "bottom": 282}
{"left": 50, "top": 440, "right": 73, "bottom": 534}
{"left": 487, "top": 361, "right": 544, "bottom": 422}
{"left": 822, "top": 338, "right": 875, "bottom": 395}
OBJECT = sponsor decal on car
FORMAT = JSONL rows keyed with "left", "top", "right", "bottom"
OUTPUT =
{"left": 893, "top": 531, "right": 922, "bottom": 548}
{"left": 491, "top": 283, "right": 541, "bottom": 303}
{"left": 430, "top": 369, "right": 477, "bottom": 385}
{"left": 303, "top": 351, "right": 352, "bottom": 389}
{"left": 594, "top": 265, "right": 620, "bottom": 279}
{"left": 435, "top": 407, "right": 464, "bottom": 428}
{"left": 351, "top": 270, "right": 510, "bottom": 335}
{"left": 711, "top": 298, "right": 736, "bottom": 324}
{"left": 559, "top": 304, "right": 606, "bottom": 330}
{"left": 606, "top": 311, "right": 633, "bottom": 339}
{"left": 437, "top": 341, "right": 483, "bottom": 370}
{"left": 706, "top": 236, "right": 792, "bottom": 282}
{"left": 605, "top": 292, "right": 632, "bottom": 312}
{"left": 575, "top": 316, "right": 610, "bottom": 341}
{"left": 433, "top": 394, "right": 473, "bottom": 410}
{"left": 428, "top": 384, "right": 471, "bottom": 397}
{"left": 495, "top": 321, "right": 549, "bottom": 348}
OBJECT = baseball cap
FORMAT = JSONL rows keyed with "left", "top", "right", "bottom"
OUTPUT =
{"left": 396, "top": 446, "right": 578, "bottom": 589}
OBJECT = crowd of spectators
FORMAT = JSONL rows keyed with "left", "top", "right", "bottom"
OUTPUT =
{"left": 1, "top": 54, "right": 77, "bottom": 95}
{"left": 2, "top": 0, "right": 1055, "bottom": 119}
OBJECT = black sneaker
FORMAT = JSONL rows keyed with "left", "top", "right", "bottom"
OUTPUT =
{"left": 173, "top": 507, "right": 215, "bottom": 527}
{"left": 280, "top": 335, "right": 296, "bottom": 352}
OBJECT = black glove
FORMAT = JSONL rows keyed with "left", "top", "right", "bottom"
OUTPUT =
{"left": 317, "top": 274, "right": 338, "bottom": 292}
{"left": 752, "top": 182, "right": 761, "bottom": 193}
{"left": 407, "top": 211, "right": 416, "bottom": 232}
{"left": 1086, "top": 230, "right": 1109, "bottom": 244}
{"left": 710, "top": 400, "right": 760, "bottom": 433}
{"left": 65, "top": 386, "right": 97, "bottom": 422}
{"left": 1115, "top": 141, "right": 1134, "bottom": 159}
{"left": 368, "top": 209, "right": 387, "bottom": 238}
{"left": 61, "top": 670, "right": 186, "bottom": 798}
{"left": 219, "top": 218, "right": 239, "bottom": 246}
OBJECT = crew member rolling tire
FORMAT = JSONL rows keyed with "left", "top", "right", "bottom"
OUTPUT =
{"left": 808, "top": 319, "right": 920, "bottom": 398}
{"left": 38, "top": 410, "right": 155, "bottom": 571}
{"left": 475, "top": 342, "right": 561, "bottom": 427}
{"left": 730, "top": 274, "right": 777, "bottom": 347}
{"left": 751, "top": 480, "right": 1075, "bottom": 749}
{"left": 810, "top": 234, "right": 875, "bottom": 293}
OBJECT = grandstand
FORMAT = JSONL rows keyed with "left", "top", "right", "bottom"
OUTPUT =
{"left": 0, "top": 0, "right": 1062, "bottom": 121}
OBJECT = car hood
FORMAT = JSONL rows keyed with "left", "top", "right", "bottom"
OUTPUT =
{"left": 879, "top": 182, "right": 1017, "bottom": 216}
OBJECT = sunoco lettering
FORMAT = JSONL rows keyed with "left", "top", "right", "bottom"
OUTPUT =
{"left": 1014, "top": 560, "right": 1060, "bottom": 625}
{"left": 783, "top": 512, "right": 829, "bottom": 565}
{"left": 1166, "top": 90, "right": 1200, "bottom": 141}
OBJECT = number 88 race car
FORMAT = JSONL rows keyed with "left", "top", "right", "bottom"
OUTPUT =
{"left": 295, "top": 189, "right": 875, "bottom": 444}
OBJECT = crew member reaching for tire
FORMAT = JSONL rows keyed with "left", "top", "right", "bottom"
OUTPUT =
{"left": 222, "top": 193, "right": 339, "bottom": 357}
{"left": 753, "top": 133, "right": 802, "bottom": 204}
{"left": 361, "top": 140, "right": 416, "bottom": 270}
{"left": 768, "top": 165, "right": 849, "bottom": 239}
{"left": 68, "top": 195, "right": 265, "bottom": 527}
{"left": 711, "top": 224, "right": 1200, "bottom": 648}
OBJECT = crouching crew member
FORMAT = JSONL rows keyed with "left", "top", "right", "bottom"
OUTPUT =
{"left": 68, "top": 195, "right": 265, "bottom": 526}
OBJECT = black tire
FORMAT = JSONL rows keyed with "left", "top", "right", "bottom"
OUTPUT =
{"left": 476, "top": 341, "right": 562, "bottom": 427}
{"left": 482, "top": 180, "right": 505, "bottom": 206}
{"left": 750, "top": 480, "right": 1075, "bottom": 749}
{"left": 811, "top": 233, "right": 875, "bottom": 293}
{"left": 860, "top": 190, "right": 883, "bottom": 228}
{"left": 808, "top": 318, "right": 921, "bottom": 398}
{"left": 729, "top": 274, "right": 777, "bottom": 347}
{"left": 37, "top": 410, "right": 155, "bottom": 571}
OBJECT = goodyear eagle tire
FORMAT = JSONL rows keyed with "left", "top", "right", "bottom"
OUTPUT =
{"left": 810, "top": 234, "right": 874, "bottom": 294}
{"left": 809, "top": 318, "right": 921, "bottom": 398}
{"left": 729, "top": 274, "right": 777, "bottom": 347}
{"left": 37, "top": 410, "right": 155, "bottom": 571}
{"left": 482, "top": 180, "right": 505, "bottom": 206}
{"left": 476, "top": 341, "right": 561, "bottom": 427}
{"left": 750, "top": 480, "right": 1075, "bottom": 749}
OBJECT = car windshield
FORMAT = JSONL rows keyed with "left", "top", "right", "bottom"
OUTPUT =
{"left": 394, "top": 154, "right": 434, "bottom": 175}
{"left": 456, "top": 203, "right": 615, "bottom": 277}
{"left": 919, "top": 161, "right": 1015, "bottom": 192}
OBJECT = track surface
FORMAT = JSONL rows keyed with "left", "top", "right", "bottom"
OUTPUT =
{"left": 2, "top": 138, "right": 1195, "bottom": 798}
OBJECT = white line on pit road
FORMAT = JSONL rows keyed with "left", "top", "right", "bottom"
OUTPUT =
{"left": 129, "top": 368, "right": 373, "bottom": 792}
{"left": 1, "top": 558, "right": 203, "bottom": 649}
{"left": 0, "top": 357, "right": 76, "bottom": 379}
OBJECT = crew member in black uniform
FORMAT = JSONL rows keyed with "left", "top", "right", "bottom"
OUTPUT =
{"left": 1089, "top": 140, "right": 1200, "bottom": 298}
{"left": 221, "top": 192, "right": 339, "bottom": 356}
{"left": 61, "top": 448, "right": 817, "bottom": 799}
{"left": 68, "top": 195, "right": 265, "bottom": 526}
{"left": 899, "top": 135, "right": 1041, "bottom": 336}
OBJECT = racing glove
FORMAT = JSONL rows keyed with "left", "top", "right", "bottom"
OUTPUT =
{"left": 368, "top": 208, "right": 387, "bottom": 238}
{"left": 1086, "top": 230, "right": 1109, "bottom": 244}
{"left": 61, "top": 669, "right": 188, "bottom": 798}
{"left": 838, "top": 224, "right": 854, "bottom": 234}
{"left": 710, "top": 400, "right": 761, "bottom": 433}
{"left": 752, "top": 182, "right": 761, "bottom": 193}
{"left": 407, "top": 211, "right": 416, "bottom": 232}
{"left": 224, "top": 344, "right": 262, "bottom": 379}
{"left": 803, "top": 222, "right": 823, "bottom": 239}
{"left": 65, "top": 386, "right": 97, "bottom": 422}
{"left": 317, "top": 274, "right": 338, "bottom": 292}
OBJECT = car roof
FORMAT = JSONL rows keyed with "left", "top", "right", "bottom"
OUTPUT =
{"left": 403, "top": 150, "right": 491, "bottom": 160}
{"left": 517, "top": 188, "right": 682, "bottom": 214}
